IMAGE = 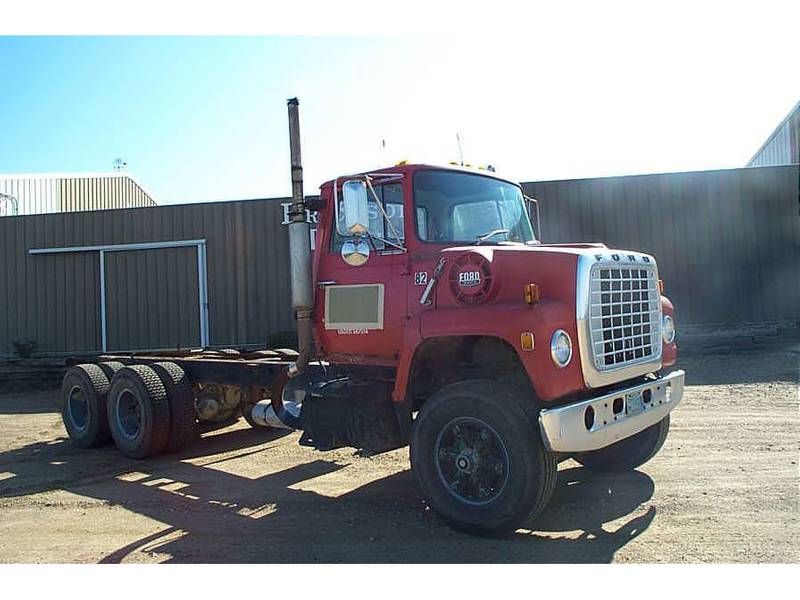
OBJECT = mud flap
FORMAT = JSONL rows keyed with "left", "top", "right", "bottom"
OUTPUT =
{"left": 299, "top": 378, "right": 403, "bottom": 455}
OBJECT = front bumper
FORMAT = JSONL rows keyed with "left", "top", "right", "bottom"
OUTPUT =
{"left": 538, "top": 369, "right": 685, "bottom": 453}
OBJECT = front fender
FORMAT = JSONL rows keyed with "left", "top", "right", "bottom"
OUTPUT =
{"left": 417, "top": 303, "right": 588, "bottom": 404}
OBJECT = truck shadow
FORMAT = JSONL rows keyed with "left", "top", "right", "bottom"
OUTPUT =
{"left": 1, "top": 426, "right": 656, "bottom": 563}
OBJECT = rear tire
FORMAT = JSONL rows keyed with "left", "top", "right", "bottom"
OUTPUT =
{"left": 151, "top": 362, "right": 199, "bottom": 453}
{"left": 61, "top": 364, "right": 113, "bottom": 448}
{"left": 107, "top": 365, "right": 170, "bottom": 459}
{"left": 96, "top": 361, "right": 125, "bottom": 381}
{"left": 574, "top": 415, "right": 670, "bottom": 472}
{"left": 410, "top": 380, "right": 557, "bottom": 534}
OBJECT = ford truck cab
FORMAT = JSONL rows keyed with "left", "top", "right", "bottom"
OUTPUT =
{"left": 306, "top": 161, "right": 684, "bottom": 532}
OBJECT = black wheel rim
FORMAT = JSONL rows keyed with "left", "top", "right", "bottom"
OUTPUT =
{"left": 434, "top": 416, "right": 509, "bottom": 506}
{"left": 67, "top": 386, "right": 89, "bottom": 431}
{"left": 116, "top": 389, "right": 144, "bottom": 440}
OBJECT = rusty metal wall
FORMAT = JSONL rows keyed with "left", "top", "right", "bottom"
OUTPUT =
{"left": 523, "top": 165, "right": 800, "bottom": 326}
{"left": 747, "top": 101, "right": 800, "bottom": 167}
{"left": 0, "top": 198, "right": 294, "bottom": 356}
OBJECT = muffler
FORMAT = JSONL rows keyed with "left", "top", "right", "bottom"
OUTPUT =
{"left": 250, "top": 400, "right": 300, "bottom": 430}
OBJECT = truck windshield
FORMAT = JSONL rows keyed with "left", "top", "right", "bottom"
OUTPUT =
{"left": 413, "top": 170, "right": 535, "bottom": 244}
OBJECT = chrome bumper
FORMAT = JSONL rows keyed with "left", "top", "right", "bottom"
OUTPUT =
{"left": 538, "top": 370, "right": 685, "bottom": 453}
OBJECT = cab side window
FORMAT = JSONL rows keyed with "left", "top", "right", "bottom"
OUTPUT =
{"left": 331, "top": 183, "right": 405, "bottom": 252}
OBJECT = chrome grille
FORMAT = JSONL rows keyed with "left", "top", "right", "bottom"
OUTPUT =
{"left": 589, "top": 264, "right": 661, "bottom": 371}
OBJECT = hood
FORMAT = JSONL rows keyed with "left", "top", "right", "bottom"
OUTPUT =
{"left": 435, "top": 242, "right": 655, "bottom": 309}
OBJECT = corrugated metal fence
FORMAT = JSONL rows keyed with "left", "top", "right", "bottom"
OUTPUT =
{"left": 0, "top": 199, "right": 294, "bottom": 355}
{"left": 523, "top": 165, "right": 800, "bottom": 326}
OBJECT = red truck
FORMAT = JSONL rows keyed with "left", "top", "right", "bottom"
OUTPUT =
{"left": 60, "top": 98, "right": 684, "bottom": 533}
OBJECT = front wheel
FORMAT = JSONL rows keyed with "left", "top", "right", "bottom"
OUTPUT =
{"left": 410, "top": 380, "right": 557, "bottom": 534}
{"left": 574, "top": 415, "right": 670, "bottom": 472}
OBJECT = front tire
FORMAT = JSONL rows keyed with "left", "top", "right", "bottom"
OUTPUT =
{"left": 410, "top": 380, "right": 557, "bottom": 534}
{"left": 574, "top": 415, "right": 670, "bottom": 472}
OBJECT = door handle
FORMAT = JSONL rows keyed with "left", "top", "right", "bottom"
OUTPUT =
{"left": 317, "top": 280, "right": 337, "bottom": 287}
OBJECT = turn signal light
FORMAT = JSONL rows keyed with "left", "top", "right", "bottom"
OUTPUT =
{"left": 659, "top": 279, "right": 664, "bottom": 294}
{"left": 524, "top": 283, "right": 541, "bottom": 305}
{"left": 520, "top": 332, "right": 535, "bottom": 351}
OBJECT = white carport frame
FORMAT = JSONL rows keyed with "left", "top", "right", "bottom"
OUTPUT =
{"left": 29, "top": 239, "right": 210, "bottom": 352}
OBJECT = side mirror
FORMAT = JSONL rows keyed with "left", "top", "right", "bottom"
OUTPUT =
{"left": 525, "top": 195, "right": 542, "bottom": 243}
{"left": 338, "top": 180, "right": 370, "bottom": 236}
{"left": 341, "top": 238, "right": 370, "bottom": 266}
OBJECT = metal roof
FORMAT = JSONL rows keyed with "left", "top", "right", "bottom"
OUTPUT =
{"left": 746, "top": 100, "right": 800, "bottom": 167}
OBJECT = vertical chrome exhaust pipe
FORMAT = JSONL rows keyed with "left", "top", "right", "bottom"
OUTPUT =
{"left": 270, "top": 98, "right": 313, "bottom": 430}
{"left": 286, "top": 97, "right": 313, "bottom": 379}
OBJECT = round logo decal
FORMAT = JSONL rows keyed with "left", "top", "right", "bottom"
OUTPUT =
{"left": 448, "top": 253, "right": 494, "bottom": 305}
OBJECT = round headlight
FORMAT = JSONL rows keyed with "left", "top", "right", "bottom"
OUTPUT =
{"left": 550, "top": 330, "right": 572, "bottom": 368}
{"left": 662, "top": 315, "right": 676, "bottom": 344}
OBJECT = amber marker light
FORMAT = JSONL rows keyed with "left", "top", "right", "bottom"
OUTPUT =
{"left": 520, "top": 332, "right": 535, "bottom": 351}
{"left": 524, "top": 283, "right": 541, "bottom": 305}
{"left": 659, "top": 279, "right": 665, "bottom": 294}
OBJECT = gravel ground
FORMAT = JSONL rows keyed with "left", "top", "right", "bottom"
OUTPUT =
{"left": 0, "top": 344, "right": 797, "bottom": 563}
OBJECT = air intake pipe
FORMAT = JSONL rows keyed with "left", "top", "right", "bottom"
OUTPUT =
{"left": 269, "top": 98, "right": 313, "bottom": 429}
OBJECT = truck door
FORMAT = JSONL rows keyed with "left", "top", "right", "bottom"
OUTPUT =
{"left": 315, "top": 181, "right": 407, "bottom": 362}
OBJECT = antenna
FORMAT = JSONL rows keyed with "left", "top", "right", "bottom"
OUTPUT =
{"left": 456, "top": 133, "right": 464, "bottom": 166}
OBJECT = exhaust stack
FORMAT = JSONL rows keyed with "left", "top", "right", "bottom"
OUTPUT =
{"left": 286, "top": 97, "right": 313, "bottom": 379}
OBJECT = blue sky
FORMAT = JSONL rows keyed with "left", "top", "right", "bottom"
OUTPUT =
{"left": 1, "top": 34, "right": 798, "bottom": 204}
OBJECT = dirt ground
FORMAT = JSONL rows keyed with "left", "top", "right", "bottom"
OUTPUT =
{"left": 1, "top": 344, "right": 798, "bottom": 563}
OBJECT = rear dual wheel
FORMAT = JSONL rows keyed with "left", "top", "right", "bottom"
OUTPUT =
{"left": 151, "top": 362, "right": 199, "bottom": 453}
{"left": 107, "top": 365, "right": 171, "bottom": 459}
{"left": 106, "top": 363, "right": 200, "bottom": 458}
{"left": 63, "top": 362, "right": 200, "bottom": 458}
{"left": 61, "top": 364, "right": 113, "bottom": 448}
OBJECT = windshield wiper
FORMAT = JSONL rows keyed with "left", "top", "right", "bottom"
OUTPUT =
{"left": 474, "top": 229, "right": 510, "bottom": 245}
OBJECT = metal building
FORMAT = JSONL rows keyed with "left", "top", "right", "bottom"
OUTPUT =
{"left": 747, "top": 101, "right": 800, "bottom": 167}
{"left": 523, "top": 164, "right": 800, "bottom": 327}
{"left": 1, "top": 164, "right": 798, "bottom": 357}
{"left": 0, "top": 172, "right": 156, "bottom": 217}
